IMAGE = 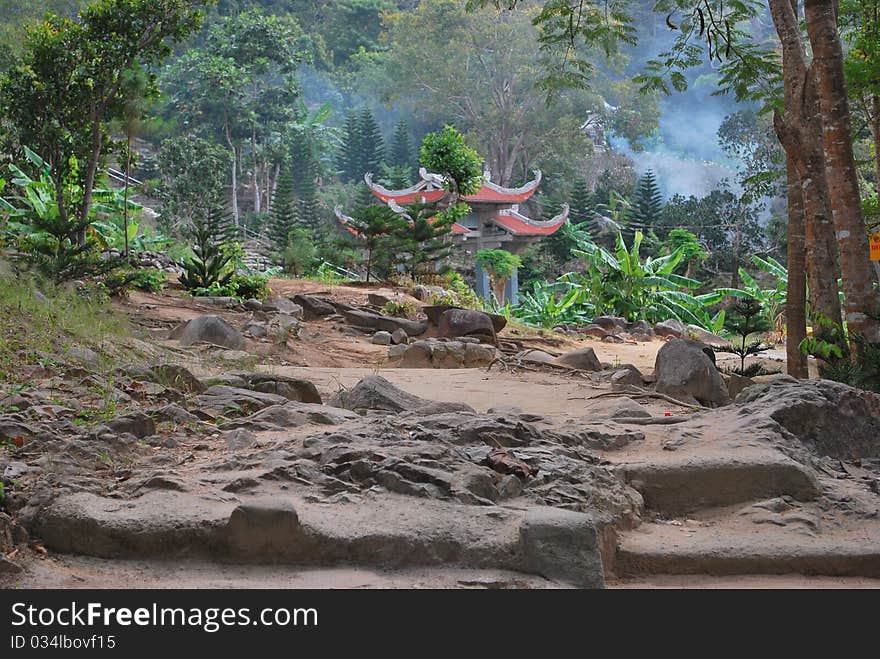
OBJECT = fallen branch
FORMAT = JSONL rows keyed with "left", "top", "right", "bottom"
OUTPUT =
{"left": 586, "top": 387, "right": 705, "bottom": 410}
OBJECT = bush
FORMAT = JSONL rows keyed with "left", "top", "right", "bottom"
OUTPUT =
{"left": 381, "top": 299, "right": 420, "bottom": 319}
{"left": 190, "top": 272, "right": 271, "bottom": 301}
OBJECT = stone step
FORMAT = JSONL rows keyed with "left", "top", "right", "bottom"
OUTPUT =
{"left": 618, "top": 453, "right": 821, "bottom": 515}
{"left": 614, "top": 523, "right": 880, "bottom": 578}
{"left": 30, "top": 491, "right": 608, "bottom": 588}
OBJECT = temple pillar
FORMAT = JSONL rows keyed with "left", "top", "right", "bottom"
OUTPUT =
{"left": 504, "top": 267, "right": 519, "bottom": 306}
{"left": 475, "top": 263, "right": 491, "bottom": 302}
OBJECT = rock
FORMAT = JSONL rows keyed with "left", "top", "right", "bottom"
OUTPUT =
{"left": 3, "top": 462, "right": 29, "bottom": 479}
{"left": 654, "top": 318, "right": 687, "bottom": 338}
{"left": 398, "top": 339, "right": 495, "bottom": 368}
{"left": 225, "top": 499, "right": 303, "bottom": 559}
{"left": 105, "top": 411, "right": 156, "bottom": 438}
{"left": 685, "top": 324, "right": 728, "bottom": 346}
{"left": 592, "top": 316, "right": 627, "bottom": 332}
{"left": 391, "top": 328, "right": 409, "bottom": 345}
{"left": 517, "top": 349, "right": 556, "bottom": 364}
{"left": 244, "top": 323, "right": 267, "bottom": 338}
{"left": 292, "top": 295, "right": 335, "bottom": 319}
{"left": 196, "top": 296, "right": 241, "bottom": 309}
{"left": 237, "top": 374, "right": 322, "bottom": 404}
{"left": 728, "top": 373, "right": 756, "bottom": 399}
{"left": 222, "top": 428, "right": 257, "bottom": 450}
{"left": 330, "top": 375, "right": 474, "bottom": 414}
{"left": 554, "top": 347, "right": 602, "bottom": 372}
{"left": 371, "top": 331, "right": 392, "bottom": 345}
{"left": 172, "top": 315, "right": 245, "bottom": 350}
{"left": 151, "top": 363, "right": 206, "bottom": 394}
{"left": 627, "top": 320, "right": 654, "bottom": 336}
{"left": 67, "top": 345, "right": 100, "bottom": 366}
{"left": 341, "top": 308, "right": 427, "bottom": 337}
{"left": 243, "top": 299, "right": 263, "bottom": 311}
{"left": 387, "top": 343, "right": 408, "bottom": 358}
{"left": 581, "top": 324, "right": 609, "bottom": 339}
{"left": 0, "top": 556, "right": 23, "bottom": 576}
{"left": 368, "top": 293, "right": 394, "bottom": 307}
{"left": 437, "top": 309, "right": 497, "bottom": 343}
{"left": 519, "top": 508, "right": 605, "bottom": 588}
{"left": 654, "top": 339, "right": 730, "bottom": 407}
{"left": 262, "top": 298, "right": 303, "bottom": 318}
{"left": 150, "top": 404, "right": 200, "bottom": 425}
{"left": 735, "top": 378, "right": 880, "bottom": 460}
{"left": 221, "top": 402, "right": 357, "bottom": 431}
{"left": 497, "top": 474, "right": 524, "bottom": 499}
{"left": 195, "top": 386, "right": 288, "bottom": 416}
{"left": 611, "top": 364, "right": 644, "bottom": 388}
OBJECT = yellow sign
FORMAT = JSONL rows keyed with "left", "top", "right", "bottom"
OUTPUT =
{"left": 872, "top": 233, "right": 880, "bottom": 261}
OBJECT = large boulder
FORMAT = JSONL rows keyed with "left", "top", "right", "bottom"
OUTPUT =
{"left": 654, "top": 339, "right": 730, "bottom": 407}
{"left": 341, "top": 308, "right": 427, "bottom": 337}
{"left": 654, "top": 318, "right": 687, "bottom": 339}
{"left": 436, "top": 309, "right": 497, "bottom": 343}
{"left": 150, "top": 363, "right": 206, "bottom": 394}
{"left": 554, "top": 347, "right": 602, "bottom": 372}
{"left": 519, "top": 508, "right": 606, "bottom": 588}
{"left": 292, "top": 295, "right": 335, "bottom": 319}
{"left": 234, "top": 373, "right": 322, "bottom": 404}
{"left": 736, "top": 377, "right": 880, "bottom": 460}
{"left": 261, "top": 298, "right": 303, "bottom": 318}
{"left": 425, "top": 305, "right": 507, "bottom": 333}
{"left": 172, "top": 315, "right": 245, "bottom": 350}
{"left": 330, "top": 375, "right": 474, "bottom": 414}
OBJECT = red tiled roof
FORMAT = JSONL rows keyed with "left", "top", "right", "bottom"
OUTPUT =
{"left": 366, "top": 169, "right": 542, "bottom": 205}
{"left": 490, "top": 205, "right": 569, "bottom": 236}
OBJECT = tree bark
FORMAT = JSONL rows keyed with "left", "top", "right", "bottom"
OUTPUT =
{"left": 78, "top": 118, "right": 104, "bottom": 243}
{"left": 768, "top": 0, "right": 845, "bottom": 352}
{"left": 124, "top": 129, "right": 132, "bottom": 260}
{"left": 805, "top": 0, "right": 880, "bottom": 344}
{"left": 872, "top": 95, "right": 880, "bottom": 191}
{"left": 785, "top": 157, "right": 809, "bottom": 378}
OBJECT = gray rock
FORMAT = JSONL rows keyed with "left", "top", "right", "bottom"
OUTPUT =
{"left": 172, "top": 315, "right": 245, "bottom": 350}
{"left": 105, "top": 411, "right": 156, "bottom": 438}
{"left": 582, "top": 324, "right": 609, "bottom": 339}
{"left": 655, "top": 339, "right": 730, "bottom": 407}
{"left": 728, "top": 373, "right": 756, "bottom": 399}
{"left": 292, "top": 295, "right": 335, "bottom": 319}
{"left": 437, "top": 308, "right": 497, "bottom": 343}
{"left": 554, "top": 347, "right": 602, "bottom": 371}
{"left": 225, "top": 499, "right": 303, "bottom": 559}
{"left": 262, "top": 298, "right": 303, "bottom": 318}
{"left": 67, "top": 345, "right": 100, "bottom": 366}
{"left": 244, "top": 323, "right": 268, "bottom": 338}
{"left": 611, "top": 364, "right": 644, "bottom": 388}
{"left": 221, "top": 402, "right": 357, "bottom": 431}
{"left": 654, "top": 318, "right": 687, "bottom": 338}
{"left": 150, "top": 404, "right": 200, "bottom": 425}
{"left": 222, "top": 428, "right": 257, "bottom": 450}
{"left": 685, "top": 324, "right": 728, "bottom": 346}
{"left": 387, "top": 343, "right": 408, "bottom": 358}
{"left": 243, "top": 299, "right": 263, "bottom": 311}
{"left": 341, "top": 308, "right": 427, "bottom": 337}
{"left": 497, "top": 474, "right": 524, "bottom": 499}
{"left": 195, "top": 385, "right": 288, "bottom": 416}
{"left": 592, "top": 316, "right": 627, "bottom": 332}
{"left": 518, "top": 349, "right": 556, "bottom": 364}
{"left": 368, "top": 293, "right": 394, "bottom": 307}
{"left": 519, "top": 508, "right": 605, "bottom": 588}
{"left": 371, "top": 331, "right": 393, "bottom": 345}
{"left": 330, "top": 375, "right": 474, "bottom": 414}
{"left": 151, "top": 363, "right": 206, "bottom": 394}
{"left": 391, "top": 328, "right": 409, "bottom": 345}
{"left": 235, "top": 373, "right": 322, "bottom": 404}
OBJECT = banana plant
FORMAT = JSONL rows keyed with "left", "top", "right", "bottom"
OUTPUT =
{"left": 715, "top": 255, "right": 788, "bottom": 331}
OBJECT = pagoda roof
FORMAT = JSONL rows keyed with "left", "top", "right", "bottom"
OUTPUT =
{"left": 489, "top": 204, "right": 569, "bottom": 236}
{"left": 365, "top": 168, "right": 542, "bottom": 205}
{"left": 333, "top": 203, "right": 472, "bottom": 238}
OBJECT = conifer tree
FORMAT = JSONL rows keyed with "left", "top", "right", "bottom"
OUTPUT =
{"left": 267, "top": 173, "right": 299, "bottom": 249}
{"left": 337, "top": 110, "right": 360, "bottom": 182}
{"left": 568, "top": 178, "right": 593, "bottom": 225}
{"left": 632, "top": 170, "right": 663, "bottom": 227}
{"left": 389, "top": 118, "right": 416, "bottom": 179}
{"left": 288, "top": 128, "right": 322, "bottom": 233}
{"left": 357, "top": 108, "right": 385, "bottom": 175}
{"left": 179, "top": 207, "right": 235, "bottom": 292}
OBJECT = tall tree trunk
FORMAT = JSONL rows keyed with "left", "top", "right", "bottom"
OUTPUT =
{"left": 224, "top": 116, "right": 239, "bottom": 226}
{"left": 785, "top": 157, "right": 809, "bottom": 378}
{"left": 78, "top": 119, "right": 104, "bottom": 244}
{"left": 805, "top": 0, "right": 880, "bottom": 344}
{"left": 251, "top": 126, "right": 260, "bottom": 214}
{"left": 769, "top": 0, "right": 845, "bottom": 353}
{"left": 872, "top": 95, "right": 880, "bottom": 191}
{"left": 124, "top": 129, "right": 132, "bottom": 260}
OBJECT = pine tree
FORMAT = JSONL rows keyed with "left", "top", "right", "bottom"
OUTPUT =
{"left": 389, "top": 118, "right": 415, "bottom": 180}
{"left": 267, "top": 173, "right": 299, "bottom": 250}
{"left": 357, "top": 107, "right": 385, "bottom": 175}
{"left": 568, "top": 178, "right": 593, "bottom": 225}
{"left": 346, "top": 204, "right": 403, "bottom": 282}
{"left": 632, "top": 170, "right": 663, "bottom": 227}
{"left": 337, "top": 110, "right": 360, "bottom": 182}
{"left": 288, "top": 127, "right": 322, "bottom": 233}
{"left": 179, "top": 207, "right": 235, "bottom": 292}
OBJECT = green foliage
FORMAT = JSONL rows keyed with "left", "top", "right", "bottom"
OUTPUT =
{"left": 381, "top": 299, "right": 419, "bottom": 319}
{"left": 568, "top": 178, "right": 593, "bottom": 226}
{"left": 268, "top": 172, "right": 300, "bottom": 248}
{"left": 419, "top": 125, "right": 483, "bottom": 198}
{"left": 102, "top": 267, "right": 166, "bottom": 296}
{"left": 156, "top": 135, "right": 231, "bottom": 234}
{"left": 663, "top": 229, "right": 707, "bottom": 275}
{"left": 390, "top": 202, "right": 456, "bottom": 281}
{"left": 631, "top": 170, "right": 663, "bottom": 227}
{"left": 179, "top": 207, "right": 235, "bottom": 293}
{"left": 514, "top": 280, "right": 592, "bottom": 329}
{"left": 714, "top": 296, "right": 772, "bottom": 375}
{"left": 475, "top": 249, "right": 522, "bottom": 281}
{"left": 346, "top": 204, "right": 403, "bottom": 282}
{"left": 389, "top": 118, "right": 417, "bottom": 180}
{"left": 280, "top": 227, "right": 317, "bottom": 277}
{"left": 715, "top": 255, "right": 788, "bottom": 332}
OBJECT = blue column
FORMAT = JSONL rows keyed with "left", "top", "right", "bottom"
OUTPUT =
{"left": 504, "top": 267, "right": 519, "bottom": 305}
{"left": 475, "top": 263, "right": 491, "bottom": 302}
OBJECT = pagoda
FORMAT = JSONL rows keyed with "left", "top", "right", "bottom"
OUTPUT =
{"left": 335, "top": 168, "right": 569, "bottom": 303}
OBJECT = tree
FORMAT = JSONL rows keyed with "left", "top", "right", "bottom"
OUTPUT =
{"left": 281, "top": 227, "right": 316, "bottom": 276}
{"left": 715, "top": 296, "right": 773, "bottom": 376}
{"left": 338, "top": 111, "right": 361, "bottom": 182}
{"left": 663, "top": 229, "right": 707, "bottom": 280}
{"left": 631, "top": 170, "right": 663, "bottom": 228}
{"left": 357, "top": 108, "right": 385, "bottom": 176}
{"left": 156, "top": 135, "right": 231, "bottom": 235}
{"left": 389, "top": 118, "right": 417, "bottom": 180}
{"left": 568, "top": 178, "right": 593, "bottom": 226}
{"left": 475, "top": 249, "right": 522, "bottom": 303}
{"left": 267, "top": 172, "right": 300, "bottom": 250}
{"left": 346, "top": 204, "right": 403, "bottom": 282}
{"left": 179, "top": 207, "right": 235, "bottom": 293}
{"left": 0, "top": 0, "right": 204, "bottom": 238}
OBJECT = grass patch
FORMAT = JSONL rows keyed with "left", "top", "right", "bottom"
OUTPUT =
{"left": 0, "top": 261, "right": 129, "bottom": 383}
